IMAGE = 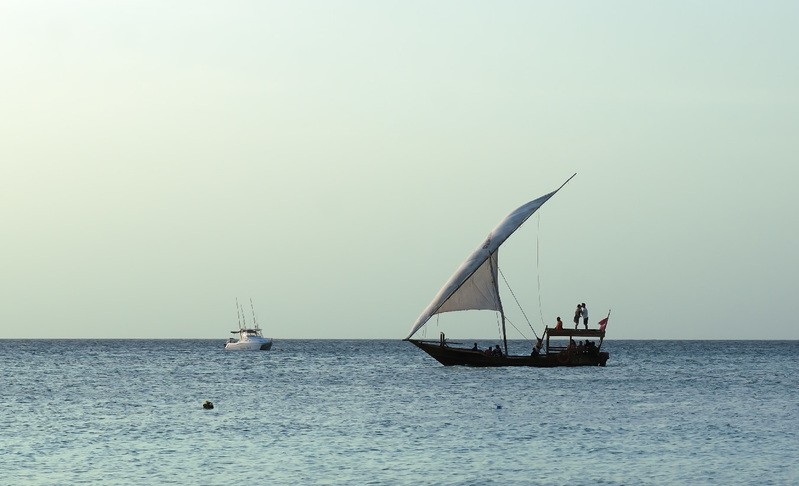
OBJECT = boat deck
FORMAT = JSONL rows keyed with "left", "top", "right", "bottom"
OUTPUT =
{"left": 545, "top": 328, "right": 605, "bottom": 338}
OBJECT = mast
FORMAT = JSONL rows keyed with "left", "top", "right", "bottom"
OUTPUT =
{"left": 250, "top": 298, "right": 259, "bottom": 330}
{"left": 236, "top": 298, "right": 242, "bottom": 329}
{"left": 489, "top": 253, "right": 508, "bottom": 355}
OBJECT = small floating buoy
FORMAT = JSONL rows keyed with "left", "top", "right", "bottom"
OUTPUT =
{"left": 202, "top": 400, "right": 214, "bottom": 410}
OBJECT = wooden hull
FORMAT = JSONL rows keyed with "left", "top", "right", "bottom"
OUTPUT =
{"left": 408, "top": 340, "right": 609, "bottom": 367}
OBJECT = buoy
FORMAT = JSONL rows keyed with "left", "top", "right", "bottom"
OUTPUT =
{"left": 202, "top": 400, "right": 214, "bottom": 410}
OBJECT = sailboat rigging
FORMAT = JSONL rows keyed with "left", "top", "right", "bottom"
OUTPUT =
{"left": 404, "top": 174, "right": 610, "bottom": 367}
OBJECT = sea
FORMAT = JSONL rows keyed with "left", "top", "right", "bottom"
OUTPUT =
{"left": 1, "top": 339, "right": 797, "bottom": 485}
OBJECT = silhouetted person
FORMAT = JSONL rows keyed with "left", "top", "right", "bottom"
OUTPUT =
{"left": 581, "top": 303, "right": 589, "bottom": 329}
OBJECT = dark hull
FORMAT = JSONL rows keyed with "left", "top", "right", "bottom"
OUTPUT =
{"left": 409, "top": 340, "right": 609, "bottom": 367}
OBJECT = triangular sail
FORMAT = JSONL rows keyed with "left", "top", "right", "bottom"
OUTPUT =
{"left": 406, "top": 178, "right": 573, "bottom": 340}
{"left": 437, "top": 252, "right": 500, "bottom": 314}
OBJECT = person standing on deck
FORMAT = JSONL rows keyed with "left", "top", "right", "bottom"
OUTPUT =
{"left": 555, "top": 317, "right": 563, "bottom": 330}
{"left": 573, "top": 304, "right": 582, "bottom": 329}
{"left": 581, "top": 303, "right": 589, "bottom": 329}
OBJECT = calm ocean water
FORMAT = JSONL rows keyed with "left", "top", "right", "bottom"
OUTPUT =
{"left": 1, "top": 339, "right": 797, "bottom": 485}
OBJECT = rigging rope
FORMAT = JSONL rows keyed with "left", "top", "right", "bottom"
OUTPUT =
{"left": 494, "top": 311, "right": 503, "bottom": 342}
{"left": 499, "top": 267, "right": 539, "bottom": 340}
{"left": 504, "top": 316, "right": 530, "bottom": 341}
{"left": 536, "top": 214, "right": 546, "bottom": 330}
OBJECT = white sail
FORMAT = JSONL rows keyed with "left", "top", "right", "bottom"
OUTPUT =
{"left": 406, "top": 187, "right": 565, "bottom": 340}
{"left": 437, "top": 252, "right": 500, "bottom": 314}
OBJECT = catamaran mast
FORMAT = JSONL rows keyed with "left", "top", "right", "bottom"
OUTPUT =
{"left": 236, "top": 298, "right": 242, "bottom": 329}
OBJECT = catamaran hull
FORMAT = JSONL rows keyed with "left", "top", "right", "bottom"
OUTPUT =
{"left": 224, "top": 339, "right": 273, "bottom": 351}
{"left": 409, "top": 340, "right": 608, "bottom": 367}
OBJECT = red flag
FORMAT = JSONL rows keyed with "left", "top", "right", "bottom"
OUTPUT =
{"left": 598, "top": 317, "right": 609, "bottom": 331}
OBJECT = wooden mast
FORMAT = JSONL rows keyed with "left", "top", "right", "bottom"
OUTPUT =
{"left": 489, "top": 254, "right": 508, "bottom": 356}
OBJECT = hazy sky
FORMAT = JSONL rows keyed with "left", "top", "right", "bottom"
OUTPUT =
{"left": 2, "top": 1, "right": 797, "bottom": 340}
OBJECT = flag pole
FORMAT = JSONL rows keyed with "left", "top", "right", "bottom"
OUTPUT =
{"left": 597, "top": 309, "right": 610, "bottom": 351}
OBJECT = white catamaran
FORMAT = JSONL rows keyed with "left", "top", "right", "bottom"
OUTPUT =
{"left": 404, "top": 174, "right": 609, "bottom": 367}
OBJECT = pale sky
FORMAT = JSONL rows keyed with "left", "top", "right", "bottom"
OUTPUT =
{"left": 1, "top": 1, "right": 797, "bottom": 340}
